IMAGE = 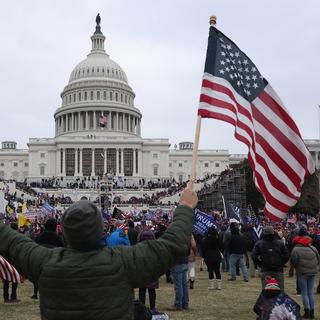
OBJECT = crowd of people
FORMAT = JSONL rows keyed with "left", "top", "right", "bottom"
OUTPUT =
{"left": 1, "top": 177, "right": 320, "bottom": 319}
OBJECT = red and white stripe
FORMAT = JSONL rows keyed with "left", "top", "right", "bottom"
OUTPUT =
{"left": 0, "top": 255, "right": 23, "bottom": 283}
{"left": 198, "top": 73, "right": 315, "bottom": 221}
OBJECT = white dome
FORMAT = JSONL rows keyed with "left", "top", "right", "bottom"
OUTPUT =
{"left": 68, "top": 53, "right": 128, "bottom": 84}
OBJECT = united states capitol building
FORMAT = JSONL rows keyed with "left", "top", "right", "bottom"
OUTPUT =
{"left": 0, "top": 17, "right": 318, "bottom": 184}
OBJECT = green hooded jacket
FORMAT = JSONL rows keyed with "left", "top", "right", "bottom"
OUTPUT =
{"left": 0, "top": 202, "right": 194, "bottom": 320}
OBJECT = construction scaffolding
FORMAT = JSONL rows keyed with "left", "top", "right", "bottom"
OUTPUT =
{"left": 198, "top": 167, "right": 246, "bottom": 212}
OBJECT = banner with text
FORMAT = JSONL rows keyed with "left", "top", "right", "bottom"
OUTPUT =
{"left": 193, "top": 209, "right": 219, "bottom": 236}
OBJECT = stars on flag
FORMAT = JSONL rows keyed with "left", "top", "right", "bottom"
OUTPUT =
{"left": 217, "top": 36, "right": 265, "bottom": 100}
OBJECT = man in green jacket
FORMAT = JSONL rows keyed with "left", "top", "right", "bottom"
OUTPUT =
{"left": 0, "top": 183, "right": 197, "bottom": 320}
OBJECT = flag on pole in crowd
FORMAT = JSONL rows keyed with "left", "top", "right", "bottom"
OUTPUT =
{"left": 99, "top": 115, "right": 108, "bottom": 127}
{"left": 225, "top": 201, "right": 242, "bottom": 223}
{"left": 249, "top": 211, "right": 262, "bottom": 240}
{"left": 197, "top": 23, "right": 315, "bottom": 221}
{"left": 0, "top": 255, "right": 23, "bottom": 284}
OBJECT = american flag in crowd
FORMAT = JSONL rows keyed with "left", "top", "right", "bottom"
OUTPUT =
{"left": 0, "top": 255, "right": 23, "bottom": 284}
{"left": 198, "top": 25, "right": 315, "bottom": 221}
{"left": 99, "top": 115, "right": 108, "bottom": 127}
{"left": 250, "top": 211, "right": 262, "bottom": 240}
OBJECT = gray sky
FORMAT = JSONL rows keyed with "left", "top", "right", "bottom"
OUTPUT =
{"left": 0, "top": 0, "right": 319, "bottom": 154}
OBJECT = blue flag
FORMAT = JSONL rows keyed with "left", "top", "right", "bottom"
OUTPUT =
{"left": 193, "top": 209, "right": 219, "bottom": 236}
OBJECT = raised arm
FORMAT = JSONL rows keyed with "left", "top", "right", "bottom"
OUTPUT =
{"left": 0, "top": 224, "right": 52, "bottom": 283}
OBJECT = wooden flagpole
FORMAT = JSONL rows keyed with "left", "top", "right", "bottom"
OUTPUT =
{"left": 190, "top": 115, "right": 202, "bottom": 182}
{"left": 190, "top": 15, "right": 217, "bottom": 183}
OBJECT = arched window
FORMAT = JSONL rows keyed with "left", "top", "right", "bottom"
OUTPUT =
{"left": 92, "top": 67, "right": 94, "bottom": 73}
{"left": 87, "top": 68, "right": 89, "bottom": 74}
{"left": 97, "top": 67, "right": 100, "bottom": 73}
{"left": 84, "top": 92, "right": 87, "bottom": 101}
{"left": 125, "top": 95, "right": 127, "bottom": 103}
{"left": 78, "top": 92, "right": 81, "bottom": 101}
{"left": 103, "top": 91, "right": 106, "bottom": 100}
{"left": 90, "top": 91, "right": 94, "bottom": 100}
{"left": 73, "top": 93, "right": 76, "bottom": 102}
{"left": 120, "top": 93, "right": 123, "bottom": 102}
{"left": 110, "top": 92, "right": 113, "bottom": 100}
{"left": 115, "top": 92, "right": 118, "bottom": 101}
{"left": 97, "top": 91, "right": 100, "bottom": 100}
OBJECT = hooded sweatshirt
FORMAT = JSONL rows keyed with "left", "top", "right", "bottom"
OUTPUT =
{"left": 291, "top": 236, "right": 320, "bottom": 276}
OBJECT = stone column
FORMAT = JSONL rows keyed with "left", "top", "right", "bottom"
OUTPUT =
{"left": 91, "top": 149, "right": 95, "bottom": 176}
{"left": 138, "top": 149, "right": 142, "bottom": 176}
{"left": 71, "top": 113, "right": 74, "bottom": 131}
{"left": 85, "top": 111, "right": 89, "bottom": 130}
{"left": 103, "top": 149, "right": 107, "bottom": 174}
{"left": 75, "top": 148, "right": 78, "bottom": 175}
{"left": 133, "top": 148, "right": 136, "bottom": 176}
{"left": 78, "top": 112, "right": 81, "bottom": 130}
{"left": 121, "top": 148, "right": 124, "bottom": 175}
{"left": 116, "top": 148, "right": 119, "bottom": 175}
{"left": 116, "top": 112, "right": 119, "bottom": 131}
{"left": 93, "top": 111, "right": 97, "bottom": 130}
{"left": 62, "top": 148, "right": 66, "bottom": 176}
{"left": 108, "top": 112, "right": 112, "bottom": 130}
{"left": 57, "top": 149, "right": 61, "bottom": 175}
{"left": 79, "top": 148, "right": 83, "bottom": 176}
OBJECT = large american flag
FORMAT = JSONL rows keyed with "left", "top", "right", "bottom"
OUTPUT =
{"left": 198, "top": 26, "right": 315, "bottom": 221}
{"left": 0, "top": 255, "right": 23, "bottom": 283}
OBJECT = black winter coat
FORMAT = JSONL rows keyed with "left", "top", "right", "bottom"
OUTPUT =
{"left": 201, "top": 234, "right": 224, "bottom": 264}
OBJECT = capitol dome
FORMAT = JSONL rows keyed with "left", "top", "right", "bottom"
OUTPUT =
{"left": 68, "top": 52, "right": 128, "bottom": 84}
{"left": 54, "top": 15, "right": 142, "bottom": 139}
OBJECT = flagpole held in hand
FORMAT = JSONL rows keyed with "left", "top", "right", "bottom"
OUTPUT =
{"left": 190, "top": 16, "right": 217, "bottom": 183}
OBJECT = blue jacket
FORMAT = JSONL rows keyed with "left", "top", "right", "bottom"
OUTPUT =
{"left": 106, "top": 228, "right": 130, "bottom": 247}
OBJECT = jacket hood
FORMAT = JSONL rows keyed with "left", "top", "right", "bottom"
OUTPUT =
{"left": 292, "top": 235, "right": 312, "bottom": 247}
{"left": 61, "top": 200, "right": 104, "bottom": 250}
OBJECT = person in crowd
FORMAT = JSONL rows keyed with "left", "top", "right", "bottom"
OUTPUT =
{"left": 252, "top": 225, "right": 289, "bottom": 290}
{"left": 226, "top": 222, "right": 249, "bottom": 282}
{"left": 31, "top": 218, "right": 64, "bottom": 299}
{"left": 2, "top": 222, "right": 20, "bottom": 303}
{"left": 155, "top": 224, "right": 171, "bottom": 284}
{"left": 138, "top": 228, "right": 159, "bottom": 313}
{"left": 194, "top": 232, "right": 205, "bottom": 271}
{"left": 254, "top": 277, "right": 301, "bottom": 320}
{"left": 242, "top": 224, "right": 257, "bottom": 278}
{"left": 219, "top": 225, "right": 229, "bottom": 272}
{"left": 291, "top": 227, "right": 320, "bottom": 319}
{"left": 106, "top": 220, "right": 130, "bottom": 247}
{"left": 187, "top": 234, "right": 197, "bottom": 289}
{"left": 0, "top": 183, "right": 197, "bottom": 320}
{"left": 169, "top": 238, "right": 190, "bottom": 311}
{"left": 127, "top": 220, "right": 138, "bottom": 245}
{"left": 201, "top": 227, "right": 224, "bottom": 289}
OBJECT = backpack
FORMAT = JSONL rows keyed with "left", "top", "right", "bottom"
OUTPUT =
{"left": 133, "top": 300, "right": 152, "bottom": 320}
{"left": 260, "top": 240, "right": 284, "bottom": 271}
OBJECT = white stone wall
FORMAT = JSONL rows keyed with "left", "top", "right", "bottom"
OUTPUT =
{"left": 168, "top": 149, "right": 230, "bottom": 182}
{"left": 0, "top": 150, "right": 29, "bottom": 181}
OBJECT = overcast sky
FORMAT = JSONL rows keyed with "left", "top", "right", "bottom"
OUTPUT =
{"left": 0, "top": 0, "right": 319, "bottom": 154}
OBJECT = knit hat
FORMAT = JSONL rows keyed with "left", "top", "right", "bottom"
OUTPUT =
{"left": 61, "top": 200, "right": 103, "bottom": 250}
{"left": 262, "top": 225, "right": 274, "bottom": 235}
{"left": 45, "top": 218, "right": 57, "bottom": 232}
{"left": 264, "top": 278, "right": 280, "bottom": 291}
{"left": 298, "top": 227, "right": 308, "bottom": 236}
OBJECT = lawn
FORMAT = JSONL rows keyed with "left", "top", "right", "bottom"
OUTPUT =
{"left": 0, "top": 260, "right": 318, "bottom": 320}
